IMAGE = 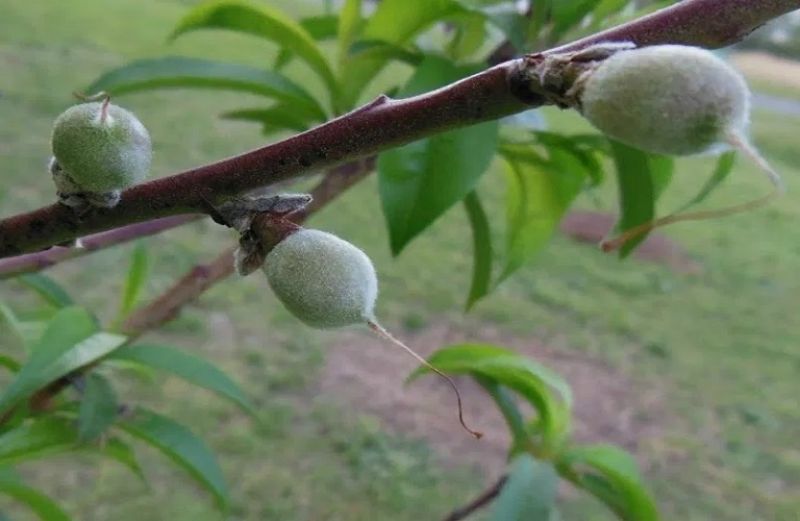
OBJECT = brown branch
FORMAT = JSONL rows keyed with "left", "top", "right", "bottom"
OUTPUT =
{"left": 442, "top": 475, "right": 508, "bottom": 521}
{"left": 0, "top": 0, "right": 793, "bottom": 258}
{"left": 0, "top": 215, "right": 202, "bottom": 279}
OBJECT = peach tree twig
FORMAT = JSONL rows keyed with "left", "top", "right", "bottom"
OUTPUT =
{"left": 0, "top": 215, "right": 202, "bottom": 279}
{"left": 0, "top": 0, "right": 793, "bottom": 258}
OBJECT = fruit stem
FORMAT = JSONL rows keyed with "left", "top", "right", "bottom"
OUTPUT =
{"left": 99, "top": 96, "right": 111, "bottom": 125}
{"left": 602, "top": 132, "right": 784, "bottom": 253}
{"left": 601, "top": 191, "right": 779, "bottom": 252}
{"left": 366, "top": 320, "right": 483, "bottom": 440}
{"left": 725, "top": 130, "right": 785, "bottom": 193}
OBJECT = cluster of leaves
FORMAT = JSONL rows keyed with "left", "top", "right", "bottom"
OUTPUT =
{"left": 0, "top": 251, "right": 253, "bottom": 517}
{"left": 412, "top": 344, "right": 659, "bottom": 520}
{"left": 0, "top": 257, "right": 658, "bottom": 520}
{"left": 2, "top": 0, "right": 744, "bottom": 519}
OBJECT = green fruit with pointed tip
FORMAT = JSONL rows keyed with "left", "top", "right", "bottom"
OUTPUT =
{"left": 263, "top": 229, "right": 378, "bottom": 329}
{"left": 51, "top": 101, "right": 152, "bottom": 193}
{"left": 579, "top": 45, "right": 750, "bottom": 155}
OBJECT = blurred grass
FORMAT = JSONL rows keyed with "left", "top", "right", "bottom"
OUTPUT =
{"left": 1, "top": 1, "right": 799, "bottom": 520}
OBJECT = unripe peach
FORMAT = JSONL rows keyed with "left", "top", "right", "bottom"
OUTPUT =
{"left": 263, "top": 229, "right": 378, "bottom": 329}
{"left": 51, "top": 101, "right": 151, "bottom": 197}
{"left": 579, "top": 45, "right": 749, "bottom": 155}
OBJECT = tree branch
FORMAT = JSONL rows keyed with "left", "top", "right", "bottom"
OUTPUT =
{"left": 442, "top": 475, "right": 508, "bottom": 521}
{"left": 0, "top": 0, "right": 793, "bottom": 258}
{"left": 0, "top": 215, "right": 202, "bottom": 279}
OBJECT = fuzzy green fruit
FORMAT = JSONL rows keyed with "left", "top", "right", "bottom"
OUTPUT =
{"left": 264, "top": 229, "right": 378, "bottom": 329}
{"left": 51, "top": 101, "right": 152, "bottom": 193}
{"left": 579, "top": 45, "right": 749, "bottom": 155}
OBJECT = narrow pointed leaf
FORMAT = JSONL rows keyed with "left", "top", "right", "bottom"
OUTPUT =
{"left": 0, "top": 418, "right": 77, "bottom": 466}
{"left": 0, "top": 355, "right": 20, "bottom": 373}
{"left": 118, "top": 408, "right": 228, "bottom": 508}
{"left": 0, "top": 307, "right": 126, "bottom": 415}
{"left": 299, "top": 15, "right": 339, "bottom": 40}
{"left": 77, "top": 373, "right": 119, "bottom": 442}
{"left": 87, "top": 57, "right": 326, "bottom": 120}
{"left": 363, "top": 0, "right": 467, "bottom": 44}
{"left": 171, "top": 0, "right": 337, "bottom": 100}
{"left": 609, "top": 140, "right": 674, "bottom": 257}
{"left": 498, "top": 143, "right": 585, "bottom": 282}
{"left": 341, "top": 0, "right": 468, "bottom": 105}
{"left": 109, "top": 344, "right": 255, "bottom": 415}
{"left": 379, "top": 56, "right": 498, "bottom": 254}
{"left": 463, "top": 191, "right": 493, "bottom": 310}
{"left": 559, "top": 444, "right": 659, "bottom": 521}
{"left": 0, "top": 478, "right": 71, "bottom": 521}
{"left": 101, "top": 437, "right": 146, "bottom": 481}
{"left": 18, "top": 274, "right": 73, "bottom": 308}
{"left": 117, "top": 242, "right": 149, "bottom": 324}
{"left": 337, "top": 0, "right": 363, "bottom": 63}
{"left": 408, "top": 344, "right": 571, "bottom": 448}
{"left": 678, "top": 151, "right": 737, "bottom": 211}
{"left": 492, "top": 454, "right": 557, "bottom": 521}
{"left": 0, "top": 302, "right": 26, "bottom": 349}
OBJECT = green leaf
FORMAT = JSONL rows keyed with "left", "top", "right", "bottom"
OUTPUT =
{"left": 300, "top": 15, "right": 339, "bottom": 40}
{"left": 463, "top": 191, "right": 493, "bottom": 310}
{"left": 221, "top": 104, "right": 320, "bottom": 133}
{"left": 363, "top": 0, "right": 467, "bottom": 44}
{"left": 379, "top": 56, "right": 498, "bottom": 254}
{"left": 118, "top": 408, "right": 228, "bottom": 509}
{"left": 337, "top": 0, "right": 363, "bottom": 63}
{"left": 101, "top": 437, "right": 146, "bottom": 481}
{"left": 498, "top": 143, "right": 585, "bottom": 282}
{"left": 348, "top": 40, "right": 424, "bottom": 66}
{"left": 531, "top": 131, "right": 605, "bottom": 186}
{"left": 609, "top": 140, "right": 674, "bottom": 257}
{"left": 551, "top": 0, "right": 603, "bottom": 38}
{"left": 492, "top": 454, "right": 557, "bottom": 521}
{"left": 0, "top": 355, "right": 20, "bottom": 373}
{"left": 0, "top": 418, "right": 77, "bottom": 466}
{"left": 116, "top": 242, "right": 149, "bottom": 326}
{"left": 171, "top": 0, "right": 338, "bottom": 105}
{"left": 341, "top": 0, "right": 468, "bottom": 106}
{"left": 475, "top": 376, "right": 527, "bottom": 455}
{"left": 77, "top": 373, "right": 118, "bottom": 442}
{"left": 109, "top": 344, "right": 255, "bottom": 415}
{"left": 0, "top": 478, "right": 71, "bottom": 521}
{"left": 677, "top": 151, "right": 737, "bottom": 211}
{"left": 483, "top": 7, "right": 527, "bottom": 49}
{"left": 18, "top": 274, "right": 73, "bottom": 308}
{"left": 272, "top": 15, "right": 339, "bottom": 72}
{"left": 446, "top": 12, "right": 487, "bottom": 61}
{"left": 590, "top": 0, "right": 632, "bottom": 29}
{"left": 87, "top": 57, "right": 326, "bottom": 121}
{"left": 0, "top": 307, "right": 126, "bottom": 416}
{"left": 408, "top": 344, "right": 571, "bottom": 450}
{"left": 559, "top": 444, "right": 659, "bottom": 521}
{"left": 0, "top": 302, "right": 26, "bottom": 349}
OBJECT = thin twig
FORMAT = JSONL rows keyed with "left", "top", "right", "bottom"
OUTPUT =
{"left": 0, "top": 0, "right": 792, "bottom": 257}
{"left": 442, "top": 475, "right": 509, "bottom": 521}
{"left": 0, "top": 215, "right": 202, "bottom": 279}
